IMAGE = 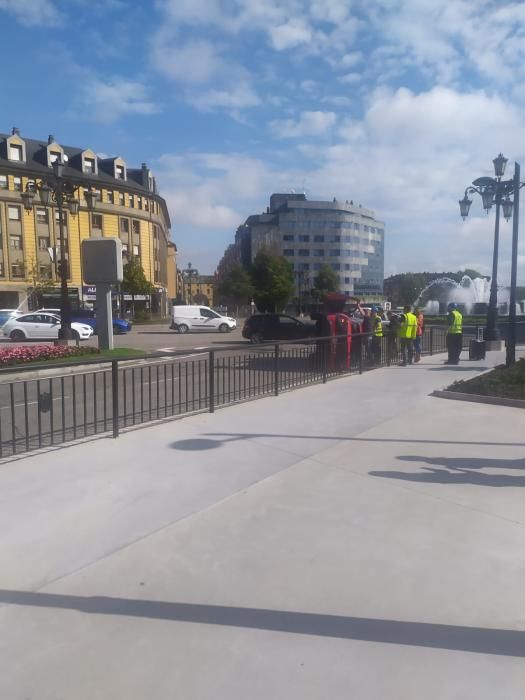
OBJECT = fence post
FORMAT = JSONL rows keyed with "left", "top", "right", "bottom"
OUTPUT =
{"left": 209, "top": 350, "right": 215, "bottom": 413}
{"left": 112, "top": 360, "right": 119, "bottom": 438}
{"left": 322, "top": 340, "right": 327, "bottom": 383}
{"left": 274, "top": 344, "right": 279, "bottom": 396}
{"left": 429, "top": 327, "right": 434, "bottom": 356}
{"left": 359, "top": 337, "right": 363, "bottom": 374}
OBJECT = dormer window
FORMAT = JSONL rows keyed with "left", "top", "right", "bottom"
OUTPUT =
{"left": 49, "top": 151, "right": 62, "bottom": 164}
{"left": 116, "top": 164, "right": 125, "bottom": 180}
{"left": 84, "top": 157, "right": 96, "bottom": 173}
{"left": 9, "top": 144, "right": 23, "bottom": 161}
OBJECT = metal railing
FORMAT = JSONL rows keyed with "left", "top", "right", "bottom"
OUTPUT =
{"left": 0, "top": 324, "right": 517, "bottom": 459}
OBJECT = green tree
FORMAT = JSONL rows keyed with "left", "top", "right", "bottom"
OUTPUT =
{"left": 311, "top": 263, "right": 340, "bottom": 301}
{"left": 250, "top": 250, "right": 294, "bottom": 312}
{"left": 216, "top": 265, "right": 254, "bottom": 313}
{"left": 121, "top": 257, "right": 155, "bottom": 316}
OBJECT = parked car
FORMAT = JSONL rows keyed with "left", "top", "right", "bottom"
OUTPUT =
{"left": 170, "top": 305, "right": 237, "bottom": 333}
{"left": 0, "top": 309, "right": 23, "bottom": 327}
{"left": 242, "top": 314, "right": 317, "bottom": 343}
{"left": 3, "top": 313, "right": 94, "bottom": 341}
{"left": 38, "top": 308, "right": 132, "bottom": 335}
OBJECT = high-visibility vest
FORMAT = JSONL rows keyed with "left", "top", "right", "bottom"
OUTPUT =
{"left": 399, "top": 312, "right": 417, "bottom": 339}
{"left": 449, "top": 309, "right": 463, "bottom": 334}
{"left": 373, "top": 316, "right": 383, "bottom": 337}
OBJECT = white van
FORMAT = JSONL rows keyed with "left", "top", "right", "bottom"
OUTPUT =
{"left": 170, "top": 305, "right": 237, "bottom": 333}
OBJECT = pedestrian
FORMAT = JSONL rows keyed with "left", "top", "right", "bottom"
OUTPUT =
{"left": 398, "top": 305, "right": 417, "bottom": 366}
{"left": 387, "top": 311, "right": 400, "bottom": 362}
{"left": 414, "top": 307, "right": 425, "bottom": 362}
{"left": 355, "top": 301, "right": 372, "bottom": 362}
{"left": 445, "top": 302, "right": 463, "bottom": 364}
{"left": 370, "top": 306, "right": 383, "bottom": 365}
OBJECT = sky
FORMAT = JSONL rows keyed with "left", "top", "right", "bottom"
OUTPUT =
{"left": 1, "top": 0, "right": 525, "bottom": 283}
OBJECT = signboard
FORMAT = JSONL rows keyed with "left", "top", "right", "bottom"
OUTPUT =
{"left": 81, "top": 238, "right": 123, "bottom": 284}
{"left": 82, "top": 286, "right": 148, "bottom": 302}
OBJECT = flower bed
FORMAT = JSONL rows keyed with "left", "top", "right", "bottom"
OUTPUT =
{"left": 0, "top": 345, "right": 100, "bottom": 367}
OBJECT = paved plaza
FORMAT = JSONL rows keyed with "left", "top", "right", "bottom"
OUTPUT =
{"left": 0, "top": 350, "right": 524, "bottom": 699}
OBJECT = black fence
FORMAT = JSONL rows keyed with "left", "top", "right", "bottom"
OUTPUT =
{"left": 0, "top": 325, "right": 516, "bottom": 459}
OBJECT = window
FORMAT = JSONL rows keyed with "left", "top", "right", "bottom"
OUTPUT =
{"left": 313, "top": 249, "right": 325, "bottom": 257}
{"left": 144, "top": 199, "right": 149, "bottom": 211}
{"left": 11, "top": 263, "right": 24, "bottom": 278}
{"left": 83, "top": 157, "right": 96, "bottom": 173}
{"left": 35, "top": 208, "right": 48, "bottom": 225}
{"left": 313, "top": 235, "right": 325, "bottom": 242}
{"left": 49, "top": 151, "right": 61, "bottom": 164}
{"left": 116, "top": 164, "right": 125, "bottom": 180}
{"left": 132, "top": 245, "right": 140, "bottom": 257}
{"left": 121, "top": 243, "right": 129, "bottom": 255}
{"left": 353, "top": 223, "right": 360, "bottom": 230}
{"left": 38, "top": 236, "right": 50, "bottom": 250}
{"left": 120, "top": 218, "right": 129, "bottom": 234}
{"left": 329, "top": 235, "right": 341, "bottom": 243}
{"left": 331, "top": 263, "right": 341, "bottom": 271}
{"left": 119, "top": 192, "right": 125, "bottom": 206}
{"left": 283, "top": 234, "right": 294, "bottom": 242}
{"left": 55, "top": 210, "right": 67, "bottom": 225}
{"left": 132, "top": 220, "right": 140, "bottom": 236}
{"left": 298, "top": 263, "right": 310, "bottom": 271}
{"left": 8, "top": 205, "right": 21, "bottom": 221}
{"left": 10, "top": 235, "right": 23, "bottom": 249}
{"left": 0, "top": 262, "right": 4, "bottom": 276}
{"left": 283, "top": 249, "right": 295, "bottom": 256}
{"left": 92, "top": 214, "right": 103, "bottom": 233}
{"left": 9, "top": 144, "right": 23, "bottom": 161}
{"left": 330, "top": 249, "right": 341, "bottom": 256}
{"left": 107, "top": 191, "right": 114, "bottom": 204}
{"left": 40, "top": 265, "right": 52, "bottom": 279}
{"left": 13, "top": 177, "right": 22, "bottom": 191}
{"left": 137, "top": 196, "right": 142, "bottom": 209}
{"left": 129, "top": 195, "right": 134, "bottom": 208}
{"left": 298, "top": 249, "right": 309, "bottom": 256}
{"left": 298, "top": 234, "right": 310, "bottom": 242}
{"left": 344, "top": 277, "right": 351, "bottom": 284}
{"left": 0, "top": 175, "right": 7, "bottom": 189}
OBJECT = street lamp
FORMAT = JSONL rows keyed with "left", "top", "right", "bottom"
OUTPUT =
{"left": 21, "top": 160, "right": 97, "bottom": 341}
{"left": 459, "top": 153, "right": 520, "bottom": 348}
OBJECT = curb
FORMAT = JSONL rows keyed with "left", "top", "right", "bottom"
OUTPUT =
{"left": 432, "top": 389, "right": 525, "bottom": 410}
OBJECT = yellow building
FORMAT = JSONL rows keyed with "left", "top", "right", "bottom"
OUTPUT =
{"left": 0, "top": 128, "right": 173, "bottom": 313}
{"left": 183, "top": 274, "right": 215, "bottom": 307}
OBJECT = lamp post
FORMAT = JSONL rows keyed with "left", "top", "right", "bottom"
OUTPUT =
{"left": 459, "top": 154, "right": 523, "bottom": 362}
{"left": 21, "top": 160, "right": 97, "bottom": 341}
{"left": 182, "top": 262, "right": 199, "bottom": 304}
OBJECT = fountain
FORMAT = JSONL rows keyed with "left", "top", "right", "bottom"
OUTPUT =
{"left": 414, "top": 275, "right": 516, "bottom": 315}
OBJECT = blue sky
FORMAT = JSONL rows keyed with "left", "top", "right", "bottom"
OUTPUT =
{"left": 1, "top": 0, "right": 525, "bottom": 282}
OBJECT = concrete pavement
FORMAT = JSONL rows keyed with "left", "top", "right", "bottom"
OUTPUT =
{"left": 1, "top": 349, "right": 524, "bottom": 699}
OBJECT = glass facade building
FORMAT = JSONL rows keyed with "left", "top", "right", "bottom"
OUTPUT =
{"left": 238, "top": 193, "right": 384, "bottom": 298}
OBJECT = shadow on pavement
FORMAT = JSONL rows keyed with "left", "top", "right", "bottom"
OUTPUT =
{"left": 169, "top": 432, "right": 525, "bottom": 451}
{"left": 370, "top": 454, "right": 525, "bottom": 487}
{"left": 1, "top": 589, "right": 523, "bottom": 657}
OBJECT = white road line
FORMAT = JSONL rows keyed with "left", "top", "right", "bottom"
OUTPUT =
{"left": 0, "top": 396, "right": 70, "bottom": 411}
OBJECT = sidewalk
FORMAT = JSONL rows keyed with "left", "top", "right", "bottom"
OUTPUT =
{"left": 1, "top": 350, "right": 524, "bottom": 699}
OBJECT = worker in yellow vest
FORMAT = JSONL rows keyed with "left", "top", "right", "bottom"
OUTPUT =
{"left": 445, "top": 302, "right": 463, "bottom": 364}
{"left": 370, "top": 306, "right": 383, "bottom": 364}
{"left": 398, "top": 305, "right": 418, "bottom": 365}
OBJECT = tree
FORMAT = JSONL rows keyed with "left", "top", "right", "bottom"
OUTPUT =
{"left": 250, "top": 250, "right": 294, "bottom": 312}
{"left": 121, "top": 257, "right": 155, "bottom": 316}
{"left": 216, "top": 265, "right": 253, "bottom": 313}
{"left": 311, "top": 264, "right": 339, "bottom": 301}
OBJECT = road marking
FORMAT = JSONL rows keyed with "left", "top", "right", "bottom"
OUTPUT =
{"left": 0, "top": 396, "right": 70, "bottom": 411}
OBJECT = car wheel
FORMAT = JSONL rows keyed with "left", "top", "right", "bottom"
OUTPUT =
{"left": 10, "top": 329, "right": 26, "bottom": 341}
{"left": 250, "top": 332, "right": 263, "bottom": 344}
{"left": 219, "top": 323, "right": 230, "bottom": 333}
{"left": 178, "top": 323, "right": 189, "bottom": 334}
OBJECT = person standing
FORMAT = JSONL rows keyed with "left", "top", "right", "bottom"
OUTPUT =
{"left": 398, "top": 305, "right": 417, "bottom": 365}
{"left": 370, "top": 306, "right": 383, "bottom": 364}
{"left": 445, "top": 303, "right": 463, "bottom": 364}
{"left": 414, "top": 308, "right": 425, "bottom": 362}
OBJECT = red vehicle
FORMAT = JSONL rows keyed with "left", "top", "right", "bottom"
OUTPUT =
{"left": 311, "top": 294, "right": 359, "bottom": 370}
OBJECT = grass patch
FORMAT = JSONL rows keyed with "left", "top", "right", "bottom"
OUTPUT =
{"left": 448, "top": 358, "right": 525, "bottom": 400}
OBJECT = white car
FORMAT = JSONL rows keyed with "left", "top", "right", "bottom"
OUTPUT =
{"left": 3, "top": 313, "right": 94, "bottom": 341}
{"left": 170, "top": 305, "right": 237, "bottom": 333}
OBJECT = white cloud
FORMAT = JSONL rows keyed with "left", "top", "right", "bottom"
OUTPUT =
{"left": 79, "top": 77, "right": 160, "bottom": 123}
{"left": 151, "top": 37, "right": 224, "bottom": 84}
{"left": 189, "top": 82, "right": 260, "bottom": 112}
{"left": 270, "top": 110, "right": 337, "bottom": 138}
{"left": 0, "top": 0, "right": 62, "bottom": 26}
{"left": 339, "top": 72, "right": 361, "bottom": 85}
{"left": 270, "top": 19, "right": 312, "bottom": 50}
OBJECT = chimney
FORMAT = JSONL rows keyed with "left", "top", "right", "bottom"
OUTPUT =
{"left": 48, "top": 135, "right": 55, "bottom": 144}
{"left": 141, "top": 162, "right": 149, "bottom": 188}
{"left": 11, "top": 127, "right": 20, "bottom": 136}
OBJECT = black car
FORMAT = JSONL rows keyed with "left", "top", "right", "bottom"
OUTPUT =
{"left": 242, "top": 314, "right": 317, "bottom": 343}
